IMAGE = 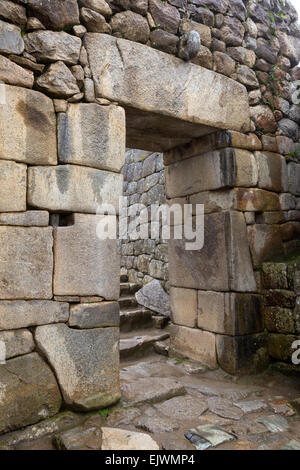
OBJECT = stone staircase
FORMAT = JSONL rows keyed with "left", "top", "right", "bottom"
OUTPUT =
{"left": 119, "top": 274, "right": 170, "bottom": 362}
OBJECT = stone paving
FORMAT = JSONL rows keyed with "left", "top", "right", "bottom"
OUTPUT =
{"left": 1, "top": 354, "right": 299, "bottom": 450}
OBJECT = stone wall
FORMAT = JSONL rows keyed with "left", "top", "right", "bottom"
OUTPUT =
{"left": 262, "top": 258, "right": 300, "bottom": 375}
{"left": 0, "top": 0, "right": 299, "bottom": 434}
{"left": 121, "top": 149, "right": 168, "bottom": 289}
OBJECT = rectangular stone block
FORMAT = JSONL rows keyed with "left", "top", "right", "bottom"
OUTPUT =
{"left": 58, "top": 103, "right": 126, "bottom": 172}
{"left": 0, "top": 329, "right": 34, "bottom": 359}
{"left": 263, "top": 307, "right": 295, "bottom": 334}
{"left": 85, "top": 34, "right": 250, "bottom": 151}
{"left": 0, "top": 160, "right": 26, "bottom": 212}
{"left": 254, "top": 151, "right": 287, "bottom": 192}
{"left": 0, "top": 86, "right": 57, "bottom": 165}
{"left": 247, "top": 225, "right": 284, "bottom": 268}
{"left": 166, "top": 149, "right": 236, "bottom": 198}
{"left": 197, "top": 292, "right": 263, "bottom": 335}
{"left": 169, "top": 211, "right": 256, "bottom": 292}
{"left": 53, "top": 214, "right": 120, "bottom": 300}
{"left": 190, "top": 190, "right": 236, "bottom": 214}
{"left": 35, "top": 324, "right": 120, "bottom": 410}
{"left": 287, "top": 162, "right": 300, "bottom": 196}
{"left": 28, "top": 165, "right": 123, "bottom": 214}
{"left": 235, "top": 188, "right": 280, "bottom": 212}
{"left": 0, "top": 227, "right": 53, "bottom": 300}
{"left": 169, "top": 324, "right": 217, "bottom": 369}
{"left": 0, "top": 211, "right": 49, "bottom": 226}
{"left": 216, "top": 333, "right": 269, "bottom": 375}
{"left": 0, "top": 301, "right": 69, "bottom": 330}
{"left": 69, "top": 302, "right": 120, "bottom": 329}
{"left": 0, "top": 353, "right": 61, "bottom": 434}
{"left": 170, "top": 287, "right": 197, "bottom": 328}
{"left": 268, "top": 333, "right": 299, "bottom": 362}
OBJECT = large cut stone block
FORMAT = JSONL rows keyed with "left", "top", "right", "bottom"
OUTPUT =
{"left": 165, "top": 148, "right": 257, "bottom": 198}
{"left": 0, "top": 160, "right": 26, "bottom": 212}
{"left": 169, "top": 324, "right": 217, "bottom": 368}
{"left": 69, "top": 302, "right": 120, "bottom": 329}
{"left": 0, "top": 211, "right": 49, "bottom": 227}
{"left": 0, "top": 301, "right": 69, "bottom": 330}
{"left": 0, "top": 353, "right": 62, "bottom": 434}
{"left": 53, "top": 214, "right": 120, "bottom": 299}
{"left": 28, "top": 165, "right": 123, "bottom": 214}
{"left": 85, "top": 34, "right": 250, "bottom": 151}
{"left": 58, "top": 103, "right": 125, "bottom": 172}
{"left": 248, "top": 224, "right": 284, "bottom": 268}
{"left": 0, "top": 86, "right": 57, "bottom": 165}
{"left": 197, "top": 292, "right": 263, "bottom": 335}
{"left": 0, "top": 227, "right": 53, "bottom": 300}
{"left": 35, "top": 324, "right": 120, "bottom": 410}
{"left": 0, "top": 329, "right": 34, "bottom": 359}
{"left": 254, "top": 151, "right": 287, "bottom": 193}
{"left": 216, "top": 333, "right": 269, "bottom": 375}
{"left": 168, "top": 211, "right": 256, "bottom": 292}
{"left": 170, "top": 287, "right": 197, "bottom": 328}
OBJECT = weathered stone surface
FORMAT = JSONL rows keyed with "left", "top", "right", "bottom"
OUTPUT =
{"left": 268, "top": 333, "right": 299, "bottom": 362}
{"left": 250, "top": 105, "right": 277, "bottom": 133}
{"left": 121, "top": 376, "right": 186, "bottom": 405}
{"left": 169, "top": 212, "right": 256, "bottom": 292}
{"left": 101, "top": 427, "right": 159, "bottom": 450}
{"left": 53, "top": 214, "right": 120, "bottom": 299}
{"left": 0, "top": 160, "right": 26, "bottom": 213}
{"left": 28, "top": 0, "right": 80, "bottom": 30}
{"left": 287, "top": 163, "right": 300, "bottom": 196}
{"left": 254, "top": 151, "right": 287, "bottom": 193}
{"left": 111, "top": 11, "right": 149, "bottom": 43}
{"left": 227, "top": 47, "right": 256, "bottom": 68}
{"left": 192, "top": 44, "right": 213, "bottom": 69}
{"left": 248, "top": 225, "right": 284, "bottom": 268}
{"left": 24, "top": 31, "right": 81, "bottom": 65}
{"left": 36, "top": 61, "right": 80, "bottom": 98}
{"left": 135, "top": 415, "right": 178, "bottom": 434}
{"left": 190, "top": 190, "right": 236, "bottom": 214}
{"left": 149, "top": 0, "right": 180, "bottom": 33}
{"left": 213, "top": 51, "right": 236, "bottom": 76}
{"left": 155, "top": 395, "right": 208, "bottom": 421}
{"left": 0, "top": 19, "right": 24, "bottom": 55}
{"left": 235, "top": 188, "right": 280, "bottom": 212}
{"left": 170, "top": 287, "right": 197, "bottom": 328}
{"left": 150, "top": 29, "right": 179, "bottom": 55}
{"left": 264, "top": 290, "right": 296, "bottom": 309}
{"left": 0, "top": 353, "right": 62, "bottom": 434}
{"left": 278, "top": 32, "right": 300, "bottom": 66}
{"left": 0, "top": 329, "right": 34, "bottom": 359}
{"left": 0, "top": 301, "right": 69, "bottom": 330}
{"left": 28, "top": 165, "right": 123, "bottom": 214}
{"left": 198, "top": 292, "right": 263, "bottom": 335}
{"left": 55, "top": 424, "right": 102, "bottom": 450}
{"left": 0, "top": 211, "right": 49, "bottom": 227}
{"left": 216, "top": 333, "right": 269, "bottom": 375}
{"left": 69, "top": 302, "right": 120, "bottom": 328}
{"left": 85, "top": 34, "right": 250, "bottom": 149}
{"left": 262, "top": 263, "right": 288, "bottom": 290}
{"left": 169, "top": 324, "right": 217, "bottom": 368}
{"left": 220, "top": 16, "right": 244, "bottom": 46}
{"left": 80, "top": 7, "right": 111, "bottom": 33}
{"left": 208, "top": 397, "right": 244, "bottom": 420}
{"left": 80, "top": 0, "right": 112, "bottom": 17}
{"left": 0, "top": 56, "right": 34, "bottom": 88}
{"left": 0, "top": 1, "right": 27, "bottom": 28}
{"left": 0, "top": 227, "right": 53, "bottom": 300}
{"left": 135, "top": 280, "right": 170, "bottom": 316}
{"left": 0, "top": 86, "right": 57, "bottom": 165}
{"left": 26, "top": 0, "right": 79, "bottom": 30}
{"left": 35, "top": 324, "right": 120, "bottom": 410}
{"left": 264, "top": 307, "right": 295, "bottom": 334}
{"left": 178, "top": 31, "right": 201, "bottom": 61}
{"left": 58, "top": 103, "right": 125, "bottom": 172}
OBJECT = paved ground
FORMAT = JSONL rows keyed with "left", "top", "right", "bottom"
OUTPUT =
{"left": 1, "top": 354, "right": 299, "bottom": 450}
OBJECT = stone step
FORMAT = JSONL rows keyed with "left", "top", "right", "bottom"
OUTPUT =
{"left": 120, "top": 274, "right": 128, "bottom": 283}
{"left": 120, "top": 282, "right": 140, "bottom": 296}
{"left": 120, "top": 308, "right": 153, "bottom": 333}
{"left": 119, "top": 295, "right": 138, "bottom": 310}
{"left": 120, "top": 331, "right": 170, "bottom": 361}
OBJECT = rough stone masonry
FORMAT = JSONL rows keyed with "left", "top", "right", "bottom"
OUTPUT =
{"left": 0, "top": 0, "right": 299, "bottom": 434}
